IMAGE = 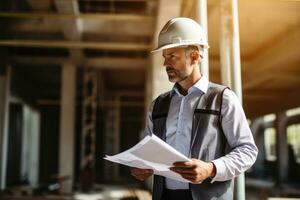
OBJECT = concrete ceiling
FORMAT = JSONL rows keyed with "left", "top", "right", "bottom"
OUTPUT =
{"left": 0, "top": 0, "right": 300, "bottom": 118}
{"left": 182, "top": 0, "right": 300, "bottom": 118}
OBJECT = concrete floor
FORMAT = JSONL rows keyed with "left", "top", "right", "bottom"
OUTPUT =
{"left": 245, "top": 178, "right": 300, "bottom": 200}
{"left": 73, "top": 184, "right": 151, "bottom": 200}
{"left": 2, "top": 182, "right": 300, "bottom": 200}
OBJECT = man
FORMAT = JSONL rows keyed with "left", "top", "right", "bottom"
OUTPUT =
{"left": 130, "top": 17, "right": 258, "bottom": 200}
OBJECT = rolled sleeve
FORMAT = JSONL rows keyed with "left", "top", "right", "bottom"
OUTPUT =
{"left": 211, "top": 159, "right": 226, "bottom": 182}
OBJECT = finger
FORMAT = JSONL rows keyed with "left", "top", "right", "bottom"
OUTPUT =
{"left": 180, "top": 174, "right": 196, "bottom": 182}
{"left": 131, "top": 172, "right": 142, "bottom": 179}
{"left": 135, "top": 176, "right": 144, "bottom": 181}
{"left": 134, "top": 174, "right": 151, "bottom": 181}
{"left": 131, "top": 167, "right": 152, "bottom": 172}
{"left": 135, "top": 175, "right": 144, "bottom": 181}
{"left": 181, "top": 173, "right": 196, "bottom": 179}
{"left": 181, "top": 174, "right": 203, "bottom": 184}
{"left": 170, "top": 167, "right": 197, "bottom": 175}
{"left": 131, "top": 171, "right": 145, "bottom": 178}
{"left": 131, "top": 168, "right": 153, "bottom": 175}
{"left": 173, "top": 161, "right": 195, "bottom": 168}
{"left": 134, "top": 170, "right": 152, "bottom": 175}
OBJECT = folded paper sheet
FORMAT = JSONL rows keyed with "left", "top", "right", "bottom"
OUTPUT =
{"left": 104, "top": 134, "right": 191, "bottom": 182}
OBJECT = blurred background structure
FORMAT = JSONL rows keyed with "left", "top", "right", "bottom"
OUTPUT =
{"left": 0, "top": 0, "right": 300, "bottom": 199}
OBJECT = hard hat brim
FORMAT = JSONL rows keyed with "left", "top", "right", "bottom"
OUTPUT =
{"left": 151, "top": 42, "right": 209, "bottom": 53}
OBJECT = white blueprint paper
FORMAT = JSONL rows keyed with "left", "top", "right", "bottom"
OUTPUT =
{"left": 104, "top": 134, "right": 191, "bottom": 182}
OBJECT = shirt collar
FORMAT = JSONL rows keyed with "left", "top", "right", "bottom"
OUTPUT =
{"left": 170, "top": 75, "right": 209, "bottom": 96}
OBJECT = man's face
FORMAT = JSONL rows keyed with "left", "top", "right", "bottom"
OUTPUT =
{"left": 162, "top": 47, "right": 194, "bottom": 83}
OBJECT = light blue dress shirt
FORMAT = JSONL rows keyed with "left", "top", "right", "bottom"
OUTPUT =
{"left": 143, "top": 76, "right": 258, "bottom": 190}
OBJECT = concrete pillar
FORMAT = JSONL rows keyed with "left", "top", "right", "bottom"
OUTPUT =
{"left": 196, "top": 0, "right": 209, "bottom": 78}
{"left": 146, "top": 0, "right": 182, "bottom": 190}
{"left": 0, "top": 66, "right": 10, "bottom": 189}
{"left": 250, "top": 117, "right": 265, "bottom": 177}
{"left": 149, "top": 0, "right": 181, "bottom": 101}
{"left": 21, "top": 106, "right": 40, "bottom": 187}
{"left": 103, "top": 99, "right": 120, "bottom": 181}
{"left": 219, "top": 0, "right": 244, "bottom": 199}
{"left": 146, "top": 0, "right": 175, "bottom": 99}
{"left": 59, "top": 63, "right": 76, "bottom": 193}
{"left": 275, "top": 112, "right": 288, "bottom": 184}
{"left": 220, "top": 0, "right": 243, "bottom": 99}
{"left": 151, "top": 55, "right": 174, "bottom": 100}
{"left": 81, "top": 69, "right": 97, "bottom": 171}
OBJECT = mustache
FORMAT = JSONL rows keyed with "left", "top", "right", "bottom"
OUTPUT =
{"left": 166, "top": 67, "right": 176, "bottom": 72}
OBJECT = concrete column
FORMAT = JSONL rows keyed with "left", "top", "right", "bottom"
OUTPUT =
{"left": 151, "top": 55, "right": 173, "bottom": 100}
{"left": 21, "top": 106, "right": 40, "bottom": 187}
{"left": 250, "top": 117, "right": 265, "bottom": 177}
{"left": 81, "top": 70, "right": 97, "bottom": 170}
{"left": 150, "top": 0, "right": 181, "bottom": 101}
{"left": 59, "top": 63, "right": 76, "bottom": 193}
{"left": 146, "top": 0, "right": 182, "bottom": 190}
{"left": 275, "top": 112, "right": 288, "bottom": 184}
{"left": 103, "top": 99, "right": 120, "bottom": 181}
{"left": 0, "top": 66, "right": 10, "bottom": 189}
{"left": 219, "top": 0, "right": 244, "bottom": 199}
{"left": 220, "top": 0, "right": 243, "bottom": 99}
{"left": 196, "top": 0, "right": 209, "bottom": 78}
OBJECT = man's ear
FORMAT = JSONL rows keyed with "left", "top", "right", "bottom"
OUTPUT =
{"left": 190, "top": 51, "right": 201, "bottom": 64}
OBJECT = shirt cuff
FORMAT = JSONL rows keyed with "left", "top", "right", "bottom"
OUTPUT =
{"left": 210, "top": 158, "right": 226, "bottom": 183}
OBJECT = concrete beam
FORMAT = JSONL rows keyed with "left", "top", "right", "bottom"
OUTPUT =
{"left": 12, "top": 56, "right": 66, "bottom": 66}
{"left": 244, "top": 93, "right": 286, "bottom": 101}
{"left": 86, "top": 57, "right": 147, "bottom": 69}
{"left": 11, "top": 56, "right": 147, "bottom": 70}
{"left": 78, "top": 0, "right": 157, "bottom": 1}
{"left": 244, "top": 90, "right": 300, "bottom": 119}
{"left": 52, "top": 0, "right": 85, "bottom": 64}
{"left": 27, "top": 0, "right": 52, "bottom": 11}
{"left": 0, "top": 12, "right": 154, "bottom": 22}
{"left": 0, "top": 40, "right": 152, "bottom": 51}
{"left": 6, "top": 19, "right": 154, "bottom": 36}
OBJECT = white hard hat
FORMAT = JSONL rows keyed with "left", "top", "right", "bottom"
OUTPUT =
{"left": 151, "top": 17, "right": 209, "bottom": 53}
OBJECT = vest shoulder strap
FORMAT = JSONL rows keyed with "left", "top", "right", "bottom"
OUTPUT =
{"left": 195, "top": 82, "right": 228, "bottom": 122}
{"left": 152, "top": 91, "right": 172, "bottom": 120}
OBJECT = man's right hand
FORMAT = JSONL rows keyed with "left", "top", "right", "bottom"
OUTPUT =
{"left": 130, "top": 167, "right": 153, "bottom": 181}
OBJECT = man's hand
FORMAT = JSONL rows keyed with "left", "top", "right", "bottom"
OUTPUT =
{"left": 130, "top": 167, "right": 153, "bottom": 181}
{"left": 170, "top": 159, "right": 216, "bottom": 183}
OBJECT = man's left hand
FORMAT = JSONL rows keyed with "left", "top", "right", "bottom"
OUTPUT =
{"left": 170, "top": 159, "right": 216, "bottom": 183}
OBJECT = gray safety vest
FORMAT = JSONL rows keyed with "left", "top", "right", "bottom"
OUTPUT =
{"left": 151, "top": 82, "right": 234, "bottom": 200}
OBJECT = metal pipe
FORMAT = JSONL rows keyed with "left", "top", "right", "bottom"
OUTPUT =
{"left": 196, "top": 0, "right": 209, "bottom": 78}
{"left": 219, "top": 0, "right": 245, "bottom": 199}
{"left": 0, "top": 66, "right": 10, "bottom": 189}
{"left": 230, "top": 0, "right": 242, "bottom": 101}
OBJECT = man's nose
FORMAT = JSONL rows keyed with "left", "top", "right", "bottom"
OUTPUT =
{"left": 163, "top": 59, "right": 168, "bottom": 67}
